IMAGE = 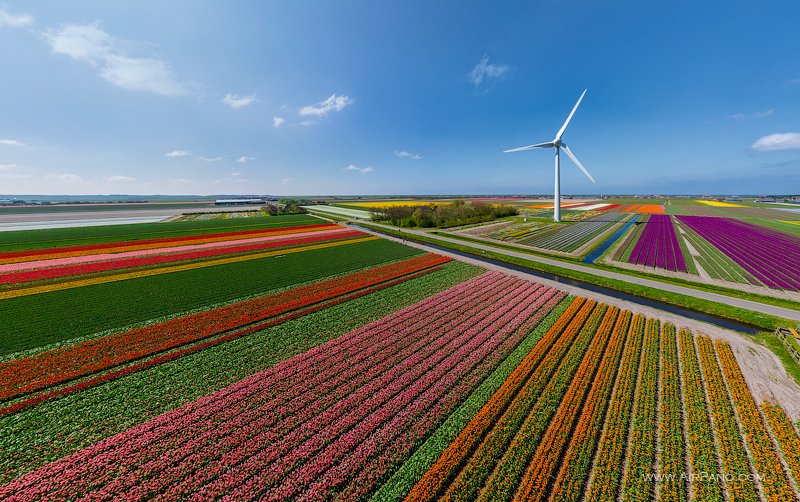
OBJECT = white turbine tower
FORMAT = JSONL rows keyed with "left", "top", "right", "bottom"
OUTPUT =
{"left": 504, "top": 89, "right": 596, "bottom": 222}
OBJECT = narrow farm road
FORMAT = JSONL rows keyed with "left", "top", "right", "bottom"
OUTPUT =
{"left": 353, "top": 222, "right": 800, "bottom": 322}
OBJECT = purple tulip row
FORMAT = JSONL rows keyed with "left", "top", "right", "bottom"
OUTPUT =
{"left": 0, "top": 272, "right": 564, "bottom": 500}
{"left": 628, "top": 214, "right": 687, "bottom": 272}
{"left": 676, "top": 216, "right": 800, "bottom": 290}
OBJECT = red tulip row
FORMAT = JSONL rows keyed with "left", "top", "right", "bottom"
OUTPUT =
{"left": 677, "top": 329, "right": 724, "bottom": 500}
{"left": 696, "top": 336, "right": 760, "bottom": 501}
{"left": 657, "top": 323, "right": 688, "bottom": 501}
{"left": 582, "top": 314, "right": 646, "bottom": 500}
{"left": 515, "top": 306, "right": 627, "bottom": 501}
{"left": 0, "top": 222, "right": 335, "bottom": 263}
{"left": 0, "top": 272, "right": 564, "bottom": 500}
{"left": 545, "top": 310, "right": 633, "bottom": 502}
{"left": 715, "top": 341, "right": 794, "bottom": 501}
{"left": 620, "top": 318, "right": 661, "bottom": 500}
{"left": 0, "top": 252, "right": 450, "bottom": 402}
{"left": 0, "top": 229, "right": 363, "bottom": 285}
{"left": 4, "top": 269, "right": 501, "bottom": 495}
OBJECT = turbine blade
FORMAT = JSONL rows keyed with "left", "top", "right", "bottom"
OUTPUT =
{"left": 503, "top": 141, "right": 554, "bottom": 153}
{"left": 555, "top": 89, "right": 587, "bottom": 141}
{"left": 562, "top": 145, "right": 596, "bottom": 183}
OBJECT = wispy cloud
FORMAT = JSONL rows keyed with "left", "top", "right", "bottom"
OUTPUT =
{"left": 0, "top": 8, "right": 33, "bottom": 27}
{"left": 165, "top": 150, "right": 191, "bottom": 157}
{"left": 469, "top": 55, "right": 509, "bottom": 87}
{"left": 752, "top": 132, "right": 800, "bottom": 151}
{"left": 222, "top": 93, "right": 257, "bottom": 109}
{"left": 394, "top": 150, "right": 422, "bottom": 161}
{"left": 344, "top": 164, "right": 373, "bottom": 174}
{"left": 236, "top": 156, "right": 255, "bottom": 163}
{"left": 103, "top": 175, "right": 135, "bottom": 182}
{"left": 281, "top": 177, "right": 291, "bottom": 184}
{"left": 200, "top": 156, "right": 223, "bottom": 162}
{"left": 45, "top": 173, "right": 81, "bottom": 182}
{"left": 273, "top": 116, "right": 286, "bottom": 128}
{"left": 0, "top": 163, "right": 18, "bottom": 171}
{"left": 726, "top": 109, "right": 775, "bottom": 121}
{"left": 44, "top": 23, "right": 189, "bottom": 96}
{"left": 0, "top": 139, "right": 25, "bottom": 147}
{"left": 299, "top": 94, "right": 353, "bottom": 117}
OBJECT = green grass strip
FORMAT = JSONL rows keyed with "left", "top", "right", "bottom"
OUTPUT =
{"left": 371, "top": 296, "right": 574, "bottom": 502}
{"left": 0, "top": 261, "right": 482, "bottom": 483}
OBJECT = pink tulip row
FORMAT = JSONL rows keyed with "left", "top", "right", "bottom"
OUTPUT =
{"left": 0, "top": 271, "right": 538, "bottom": 499}
{"left": 0, "top": 227, "right": 352, "bottom": 273}
{"left": 303, "top": 290, "right": 566, "bottom": 502}
{"left": 158, "top": 281, "right": 546, "bottom": 501}
{"left": 94, "top": 273, "right": 519, "bottom": 499}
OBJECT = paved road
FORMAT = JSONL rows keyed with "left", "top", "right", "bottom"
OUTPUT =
{"left": 356, "top": 222, "right": 800, "bottom": 322}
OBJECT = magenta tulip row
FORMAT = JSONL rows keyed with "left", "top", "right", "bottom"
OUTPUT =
{"left": 628, "top": 214, "right": 686, "bottom": 272}
{"left": 1, "top": 272, "right": 563, "bottom": 500}
{"left": 677, "top": 216, "right": 800, "bottom": 290}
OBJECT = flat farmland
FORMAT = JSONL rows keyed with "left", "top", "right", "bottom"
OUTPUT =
{"left": 0, "top": 213, "right": 798, "bottom": 500}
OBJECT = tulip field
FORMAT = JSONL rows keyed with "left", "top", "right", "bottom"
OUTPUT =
{"left": 627, "top": 214, "right": 687, "bottom": 271}
{"left": 1, "top": 213, "right": 799, "bottom": 500}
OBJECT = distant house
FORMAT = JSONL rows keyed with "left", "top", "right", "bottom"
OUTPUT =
{"left": 755, "top": 197, "right": 777, "bottom": 203}
{"left": 214, "top": 198, "right": 265, "bottom": 205}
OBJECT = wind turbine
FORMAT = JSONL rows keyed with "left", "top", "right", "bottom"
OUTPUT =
{"left": 504, "top": 89, "right": 596, "bottom": 222}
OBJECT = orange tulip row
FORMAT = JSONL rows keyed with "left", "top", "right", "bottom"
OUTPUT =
{"left": 546, "top": 310, "right": 633, "bottom": 502}
{"left": 762, "top": 402, "right": 800, "bottom": 487}
{"left": 475, "top": 304, "right": 611, "bottom": 501}
{"left": 620, "top": 318, "right": 661, "bottom": 500}
{"left": 515, "top": 307, "right": 625, "bottom": 501}
{"left": 696, "top": 336, "right": 760, "bottom": 501}
{"left": 403, "top": 297, "right": 591, "bottom": 502}
{"left": 715, "top": 341, "right": 795, "bottom": 501}
{"left": 657, "top": 324, "right": 688, "bottom": 501}
{"left": 678, "top": 330, "right": 724, "bottom": 501}
{"left": 583, "top": 314, "right": 646, "bottom": 500}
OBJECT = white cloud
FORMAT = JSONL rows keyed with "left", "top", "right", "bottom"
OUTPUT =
{"left": 344, "top": 164, "right": 373, "bottom": 174}
{"left": 299, "top": 120, "right": 315, "bottom": 127}
{"left": 200, "top": 156, "right": 223, "bottom": 162}
{"left": 752, "top": 133, "right": 800, "bottom": 151}
{"left": 0, "top": 172, "right": 31, "bottom": 179}
{"left": 726, "top": 109, "right": 775, "bottom": 120}
{"left": 299, "top": 94, "right": 353, "bottom": 117}
{"left": 273, "top": 116, "right": 286, "bottom": 128}
{"left": 395, "top": 150, "right": 422, "bottom": 161}
{"left": 469, "top": 55, "right": 510, "bottom": 87}
{"left": 0, "top": 139, "right": 25, "bottom": 146}
{"left": 230, "top": 171, "right": 243, "bottom": 176}
{"left": 0, "top": 163, "right": 18, "bottom": 171}
{"left": 236, "top": 156, "right": 255, "bottom": 163}
{"left": 103, "top": 175, "right": 135, "bottom": 182}
{"left": 165, "top": 150, "right": 191, "bottom": 157}
{"left": 170, "top": 178, "right": 194, "bottom": 184}
{"left": 45, "top": 173, "right": 81, "bottom": 182}
{"left": 222, "top": 93, "right": 257, "bottom": 109}
{"left": 281, "top": 177, "right": 291, "bottom": 184}
{"left": 44, "top": 23, "right": 188, "bottom": 96}
{"left": 0, "top": 8, "right": 33, "bottom": 27}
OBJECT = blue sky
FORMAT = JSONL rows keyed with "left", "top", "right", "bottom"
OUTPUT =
{"left": 1, "top": 1, "right": 799, "bottom": 196}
